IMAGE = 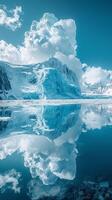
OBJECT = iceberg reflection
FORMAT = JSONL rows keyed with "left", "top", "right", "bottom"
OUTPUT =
{"left": 0, "top": 104, "right": 80, "bottom": 138}
{"left": 0, "top": 104, "right": 81, "bottom": 186}
{"left": 0, "top": 103, "right": 112, "bottom": 199}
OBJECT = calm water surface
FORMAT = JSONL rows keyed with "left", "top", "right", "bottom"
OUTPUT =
{"left": 0, "top": 103, "right": 112, "bottom": 200}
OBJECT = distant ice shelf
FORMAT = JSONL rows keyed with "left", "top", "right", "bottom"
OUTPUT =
{"left": 0, "top": 99, "right": 112, "bottom": 107}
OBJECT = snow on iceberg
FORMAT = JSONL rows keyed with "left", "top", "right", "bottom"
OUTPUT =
{"left": 0, "top": 58, "right": 81, "bottom": 99}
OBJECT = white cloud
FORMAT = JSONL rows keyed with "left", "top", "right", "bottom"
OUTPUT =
{"left": 82, "top": 65, "right": 111, "bottom": 85}
{"left": 81, "top": 64, "right": 112, "bottom": 95}
{"left": 0, "top": 40, "right": 21, "bottom": 63}
{"left": 21, "top": 13, "right": 77, "bottom": 61}
{"left": 0, "top": 169, "right": 21, "bottom": 193}
{"left": 0, "top": 5, "right": 22, "bottom": 31}
{"left": 0, "top": 11, "right": 111, "bottom": 90}
{"left": 0, "top": 13, "right": 81, "bottom": 79}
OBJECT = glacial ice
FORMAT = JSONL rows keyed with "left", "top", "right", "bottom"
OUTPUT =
{"left": 0, "top": 58, "right": 81, "bottom": 99}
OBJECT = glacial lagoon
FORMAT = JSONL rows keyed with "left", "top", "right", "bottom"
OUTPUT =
{"left": 0, "top": 101, "right": 112, "bottom": 200}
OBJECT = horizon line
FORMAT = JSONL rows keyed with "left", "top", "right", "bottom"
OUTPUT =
{"left": 0, "top": 99, "right": 112, "bottom": 107}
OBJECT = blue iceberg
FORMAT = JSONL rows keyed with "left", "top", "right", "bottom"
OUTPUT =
{"left": 0, "top": 58, "right": 81, "bottom": 99}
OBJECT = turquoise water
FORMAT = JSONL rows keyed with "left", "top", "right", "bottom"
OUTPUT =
{"left": 0, "top": 103, "right": 112, "bottom": 200}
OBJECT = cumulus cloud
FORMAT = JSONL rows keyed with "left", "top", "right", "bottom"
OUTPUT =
{"left": 0, "top": 5, "right": 22, "bottom": 31}
{"left": 0, "top": 13, "right": 81, "bottom": 78}
{"left": 0, "top": 40, "right": 21, "bottom": 63}
{"left": 0, "top": 169, "right": 21, "bottom": 193}
{"left": 21, "top": 13, "right": 77, "bottom": 62}
{"left": 82, "top": 65, "right": 112, "bottom": 85}
{"left": 0, "top": 11, "right": 111, "bottom": 90}
{"left": 82, "top": 64, "right": 112, "bottom": 95}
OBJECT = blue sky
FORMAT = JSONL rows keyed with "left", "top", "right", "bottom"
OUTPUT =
{"left": 0, "top": 0, "right": 112, "bottom": 70}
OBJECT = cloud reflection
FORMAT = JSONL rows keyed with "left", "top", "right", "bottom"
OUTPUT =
{"left": 81, "top": 104, "right": 112, "bottom": 131}
{"left": 0, "top": 169, "right": 21, "bottom": 193}
{"left": 0, "top": 103, "right": 112, "bottom": 199}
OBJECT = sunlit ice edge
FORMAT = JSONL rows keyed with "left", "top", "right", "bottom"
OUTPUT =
{"left": 0, "top": 99, "right": 112, "bottom": 107}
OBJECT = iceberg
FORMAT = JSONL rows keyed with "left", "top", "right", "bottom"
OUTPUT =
{"left": 0, "top": 58, "right": 81, "bottom": 99}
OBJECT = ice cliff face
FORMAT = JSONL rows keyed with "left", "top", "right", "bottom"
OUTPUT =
{"left": 0, "top": 58, "right": 80, "bottom": 99}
